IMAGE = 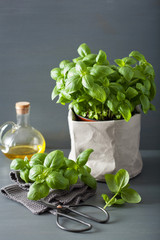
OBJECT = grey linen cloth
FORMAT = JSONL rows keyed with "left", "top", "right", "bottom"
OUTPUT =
{"left": 1, "top": 171, "right": 96, "bottom": 215}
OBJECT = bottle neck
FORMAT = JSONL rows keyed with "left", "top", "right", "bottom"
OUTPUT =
{"left": 16, "top": 113, "right": 30, "bottom": 127}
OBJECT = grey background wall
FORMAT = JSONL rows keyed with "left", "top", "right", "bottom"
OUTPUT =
{"left": 0, "top": 0, "right": 159, "bottom": 150}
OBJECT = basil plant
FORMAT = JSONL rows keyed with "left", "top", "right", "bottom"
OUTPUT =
{"left": 50, "top": 43, "right": 156, "bottom": 121}
{"left": 10, "top": 149, "right": 96, "bottom": 201}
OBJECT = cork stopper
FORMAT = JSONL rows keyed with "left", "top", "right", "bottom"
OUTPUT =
{"left": 15, "top": 101, "right": 30, "bottom": 114}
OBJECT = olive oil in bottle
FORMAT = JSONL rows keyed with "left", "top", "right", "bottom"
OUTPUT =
{"left": 0, "top": 102, "right": 46, "bottom": 160}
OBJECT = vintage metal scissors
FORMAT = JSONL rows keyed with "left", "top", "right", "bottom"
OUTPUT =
{"left": 39, "top": 200, "right": 110, "bottom": 232}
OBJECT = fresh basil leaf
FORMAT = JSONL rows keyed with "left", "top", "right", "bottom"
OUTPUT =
{"left": 67, "top": 67, "right": 78, "bottom": 78}
{"left": 109, "top": 82, "right": 124, "bottom": 93}
{"left": 65, "top": 75, "right": 82, "bottom": 93}
{"left": 82, "top": 74, "right": 94, "bottom": 89}
{"left": 115, "top": 169, "right": 129, "bottom": 190}
{"left": 86, "top": 83, "right": 107, "bottom": 102}
{"left": 51, "top": 86, "right": 59, "bottom": 100}
{"left": 83, "top": 54, "right": 97, "bottom": 66}
{"left": 114, "top": 59, "right": 125, "bottom": 67}
{"left": 140, "top": 94, "right": 150, "bottom": 114}
{"left": 118, "top": 103, "right": 131, "bottom": 122}
{"left": 121, "top": 188, "right": 141, "bottom": 203}
{"left": 105, "top": 173, "right": 119, "bottom": 193}
{"left": 59, "top": 60, "right": 70, "bottom": 69}
{"left": 129, "top": 51, "right": 146, "bottom": 62}
{"left": 125, "top": 87, "right": 138, "bottom": 99}
{"left": 20, "top": 168, "right": 30, "bottom": 183}
{"left": 64, "top": 158, "right": 77, "bottom": 168}
{"left": 90, "top": 65, "right": 114, "bottom": 78}
{"left": 133, "top": 69, "right": 145, "bottom": 80}
{"left": 144, "top": 64, "right": 155, "bottom": 77}
{"left": 10, "top": 158, "right": 26, "bottom": 170}
{"left": 29, "top": 165, "right": 45, "bottom": 181}
{"left": 77, "top": 43, "right": 91, "bottom": 57}
{"left": 119, "top": 66, "right": 134, "bottom": 81}
{"left": 114, "top": 198, "right": 125, "bottom": 205}
{"left": 122, "top": 57, "right": 137, "bottom": 65}
{"left": 50, "top": 68, "right": 61, "bottom": 80}
{"left": 63, "top": 62, "right": 75, "bottom": 76}
{"left": 29, "top": 153, "right": 47, "bottom": 167}
{"left": 72, "top": 56, "right": 83, "bottom": 63}
{"left": 96, "top": 50, "right": 107, "bottom": 64}
{"left": 64, "top": 168, "right": 78, "bottom": 185}
{"left": 27, "top": 182, "right": 49, "bottom": 200}
{"left": 77, "top": 149, "right": 93, "bottom": 166}
{"left": 101, "top": 193, "right": 110, "bottom": 203}
{"left": 76, "top": 61, "right": 87, "bottom": 76}
{"left": 44, "top": 150, "right": 65, "bottom": 169}
{"left": 80, "top": 174, "right": 97, "bottom": 189}
{"left": 46, "top": 171, "right": 69, "bottom": 190}
{"left": 83, "top": 165, "right": 91, "bottom": 174}
{"left": 150, "top": 81, "right": 156, "bottom": 100}
{"left": 117, "top": 91, "right": 125, "bottom": 101}
{"left": 150, "top": 103, "right": 156, "bottom": 111}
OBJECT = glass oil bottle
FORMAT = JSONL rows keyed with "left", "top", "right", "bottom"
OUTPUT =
{"left": 0, "top": 102, "right": 46, "bottom": 160}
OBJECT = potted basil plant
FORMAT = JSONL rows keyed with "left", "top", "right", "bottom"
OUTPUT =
{"left": 50, "top": 43, "right": 156, "bottom": 181}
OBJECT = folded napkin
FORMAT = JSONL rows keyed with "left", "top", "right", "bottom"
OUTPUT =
{"left": 1, "top": 171, "right": 96, "bottom": 215}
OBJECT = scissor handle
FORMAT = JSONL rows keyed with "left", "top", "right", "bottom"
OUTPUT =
{"left": 67, "top": 204, "right": 110, "bottom": 223}
{"left": 56, "top": 211, "right": 92, "bottom": 232}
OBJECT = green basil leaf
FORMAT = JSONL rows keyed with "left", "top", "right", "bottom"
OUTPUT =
{"left": 20, "top": 168, "right": 30, "bottom": 183}
{"left": 51, "top": 86, "right": 59, "bottom": 100}
{"left": 114, "top": 198, "right": 125, "bottom": 205}
{"left": 29, "top": 165, "right": 45, "bottom": 181}
{"left": 77, "top": 149, "right": 93, "bottom": 166}
{"left": 27, "top": 182, "right": 49, "bottom": 200}
{"left": 83, "top": 54, "right": 97, "bottom": 66}
{"left": 80, "top": 174, "right": 97, "bottom": 189}
{"left": 140, "top": 94, "right": 150, "bottom": 114}
{"left": 117, "top": 91, "right": 125, "bottom": 101}
{"left": 50, "top": 68, "right": 61, "bottom": 80}
{"left": 63, "top": 62, "right": 75, "bottom": 76}
{"left": 83, "top": 165, "right": 91, "bottom": 174}
{"left": 104, "top": 173, "right": 119, "bottom": 193}
{"left": 125, "top": 87, "right": 138, "bottom": 99}
{"left": 64, "top": 168, "right": 78, "bottom": 185}
{"left": 129, "top": 51, "right": 146, "bottom": 62}
{"left": 115, "top": 169, "right": 129, "bottom": 190}
{"left": 121, "top": 188, "right": 141, "bottom": 203}
{"left": 44, "top": 150, "right": 65, "bottom": 169}
{"left": 76, "top": 61, "right": 87, "bottom": 75}
{"left": 64, "top": 158, "right": 77, "bottom": 168}
{"left": 118, "top": 103, "right": 131, "bottom": 122}
{"left": 144, "top": 64, "right": 155, "bottom": 77}
{"left": 82, "top": 74, "right": 94, "bottom": 89}
{"left": 122, "top": 57, "right": 137, "bottom": 65}
{"left": 10, "top": 158, "right": 26, "bottom": 170}
{"left": 46, "top": 171, "right": 69, "bottom": 189}
{"left": 59, "top": 60, "right": 70, "bottom": 69}
{"left": 67, "top": 67, "right": 77, "bottom": 78}
{"left": 72, "top": 56, "right": 83, "bottom": 63}
{"left": 114, "top": 59, "right": 125, "bottom": 67}
{"left": 101, "top": 193, "right": 110, "bottom": 203}
{"left": 77, "top": 43, "right": 91, "bottom": 57}
{"left": 29, "top": 153, "right": 47, "bottom": 167}
{"left": 150, "top": 81, "right": 156, "bottom": 100}
{"left": 133, "top": 69, "right": 145, "bottom": 80}
{"left": 65, "top": 75, "right": 82, "bottom": 93}
{"left": 86, "top": 84, "right": 107, "bottom": 102}
{"left": 119, "top": 66, "right": 134, "bottom": 81}
{"left": 90, "top": 65, "right": 114, "bottom": 78}
{"left": 96, "top": 50, "right": 107, "bottom": 64}
{"left": 109, "top": 82, "right": 124, "bottom": 93}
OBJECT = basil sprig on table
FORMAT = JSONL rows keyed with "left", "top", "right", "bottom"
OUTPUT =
{"left": 50, "top": 43, "right": 156, "bottom": 121}
{"left": 102, "top": 169, "right": 141, "bottom": 208}
{"left": 10, "top": 149, "right": 96, "bottom": 200}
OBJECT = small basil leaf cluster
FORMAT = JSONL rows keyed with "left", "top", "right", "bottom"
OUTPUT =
{"left": 50, "top": 43, "right": 156, "bottom": 121}
{"left": 102, "top": 169, "right": 141, "bottom": 208}
{"left": 10, "top": 149, "right": 96, "bottom": 201}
